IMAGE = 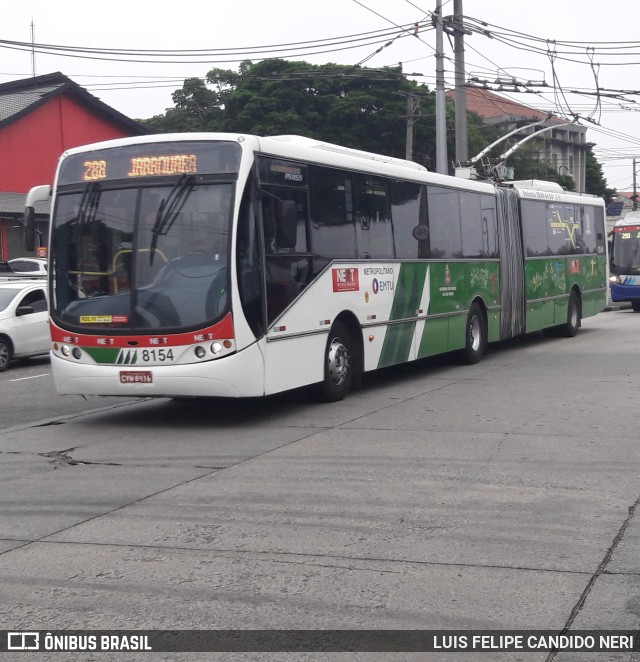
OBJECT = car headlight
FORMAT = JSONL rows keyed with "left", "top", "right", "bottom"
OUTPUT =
{"left": 609, "top": 275, "right": 621, "bottom": 284}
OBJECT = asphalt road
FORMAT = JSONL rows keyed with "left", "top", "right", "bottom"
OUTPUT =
{"left": 0, "top": 355, "right": 136, "bottom": 430}
{"left": 0, "top": 309, "right": 639, "bottom": 661}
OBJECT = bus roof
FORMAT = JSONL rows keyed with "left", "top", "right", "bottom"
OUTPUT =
{"left": 510, "top": 180, "right": 605, "bottom": 208}
{"left": 264, "top": 135, "right": 427, "bottom": 172}
{"left": 615, "top": 211, "right": 640, "bottom": 226}
{"left": 57, "top": 132, "right": 498, "bottom": 196}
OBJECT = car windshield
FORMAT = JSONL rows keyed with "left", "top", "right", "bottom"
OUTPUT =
{"left": 51, "top": 182, "right": 233, "bottom": 332}
{"left": 0, "top": 289, "right": 21, "bottom": 311}
{"left": 10, "top": 260, "right": 42, "bottom": 272}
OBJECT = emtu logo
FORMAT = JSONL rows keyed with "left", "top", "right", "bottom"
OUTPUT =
{"left": 332, "top": 268, "right": 359, "bottom": 292}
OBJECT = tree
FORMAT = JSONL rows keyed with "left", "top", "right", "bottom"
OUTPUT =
{"left": 138, "top": 59, "right": 612, "bottom": 189}
{"left": 585, "top": 143, "right": 615, "bottom": 203}
{"left": 140, "top": 59, "right": 442, "bottom": 167}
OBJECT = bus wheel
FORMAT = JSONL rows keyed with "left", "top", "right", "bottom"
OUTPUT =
{"left": 464, "top": 303, "right": 486, "bottom": 364}
{"left": 320, "top": 321, "right": 354, "bottom": 402}
{"left": 562, "top": 291, "right": 581, "bottom": 337}
{"left": 632, "top": 301, "right": 640, "bottom": 312}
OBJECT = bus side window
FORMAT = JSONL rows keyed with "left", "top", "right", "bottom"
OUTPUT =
{"left": 309, "top": 166, "right": 356, "bottom": 273}
{"left": 594, "top": 206, "right": 606, "bottom": 255}
{"left": 353, "top": 174, "right": 394, "bottom": 259}
{"left": 460, "top": 191, "right": 483, "bottom": 258}
{"left": 391, "top": 181, "right": 426, "bottom": 259}
{"left": 520, "top": 199, "right": 549, "bottom": 257}
{"left": 428, "top": 185, "right": 463, "bottom": 259}
{"left": 262, "top": 189, "right": 308, "bottom": 254}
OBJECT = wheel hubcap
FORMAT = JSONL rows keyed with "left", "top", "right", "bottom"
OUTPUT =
{"left": 327, "top": 338, "right": 349, "bottom": 386}
{"left": 469, "top": 316, "right": 481, "bottom": 352}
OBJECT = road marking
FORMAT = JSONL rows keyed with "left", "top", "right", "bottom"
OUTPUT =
{"left": 9, "top": 373, "right": 50, "bottom": 382}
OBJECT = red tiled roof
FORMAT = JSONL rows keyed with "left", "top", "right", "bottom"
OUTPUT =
{"left": 447, "top": 88, "right": 563, "bottom": 124}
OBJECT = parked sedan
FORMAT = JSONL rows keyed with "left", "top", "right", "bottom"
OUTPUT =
{"left": 0, "top": 282, "right": 49, "bottom": 371}
{"left": 8, "top": 257, "right": 48, "bottom": 277}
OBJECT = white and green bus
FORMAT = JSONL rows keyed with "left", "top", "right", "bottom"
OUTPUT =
{"left": 25, "top": 133, "right": 607, "bottom": 401}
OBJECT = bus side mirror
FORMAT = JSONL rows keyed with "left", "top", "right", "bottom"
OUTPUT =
{"left": 276, "top": 199, "right": 298, "bottom": 249}
{"left": 24, "top": 185, "right": 51, "bottom": 252}
{"left": 24, "top": 207, "right": 36, "bottom": 252}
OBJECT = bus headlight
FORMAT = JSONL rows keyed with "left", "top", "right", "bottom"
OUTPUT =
{"left": 72, "top": 347, "right": 82, "bottom": 360}
{"left": 609, "top": 275, "right": 621, "bottom": 284}
{"left": 61, "top": 344, "right": 72, "bottom": 357}
{"left": 210, "top": 342, "right": 223, "bottom": 355}
{"left": 194, "top": 346, "right": 206, "bottom": 359}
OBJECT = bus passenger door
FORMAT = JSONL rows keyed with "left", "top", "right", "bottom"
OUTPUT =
{"left": 261, "top": 188, "right": 312, "bottom": 324}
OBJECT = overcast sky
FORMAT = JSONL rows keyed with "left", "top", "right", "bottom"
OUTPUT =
{"left": 2, "top": 0, "right": 639, "bottom": 191}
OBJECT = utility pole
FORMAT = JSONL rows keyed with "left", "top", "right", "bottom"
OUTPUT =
{"left": 30, "top": 20, "right": 36, "bottom": 77}
{"left": 634, "top": 159, "right": 637, "bottom": 211}
{"left": 405, "top": 94, "right": 423, "bottom": 161}
{"left": 453, "top": 0, "right": 468, "bottom": 163}
{"left": 434, "top": 0, "right": 448, "bottom": 174}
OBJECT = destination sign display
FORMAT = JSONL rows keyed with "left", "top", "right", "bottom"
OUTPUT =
{"left": 58, "top": 141, "right": 241, "bottom": 185}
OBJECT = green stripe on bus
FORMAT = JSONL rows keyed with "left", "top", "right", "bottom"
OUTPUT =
{"left": 378, "top": 263, "right": 428, "bottom": 368}
{"left": 83, "top": 347, "right": 121, "bottom": 364}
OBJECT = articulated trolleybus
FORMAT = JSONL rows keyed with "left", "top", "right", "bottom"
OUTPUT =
{"left": 25, "top": 133, "right": 607, "bottom": 401}
{"left": 609, "top": 210, "right": 640, "bottom": 311}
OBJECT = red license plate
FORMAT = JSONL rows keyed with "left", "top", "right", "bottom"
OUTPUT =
{"left": 119, "top": 370, "right": 153, "bottom": 384}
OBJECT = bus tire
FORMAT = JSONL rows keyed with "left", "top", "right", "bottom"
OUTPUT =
{"left": 632, "top": 301, "right": 640, "bottom": 312}
{"left": 562, "top": 290, "right": 581, "bottom": 337}
{"left": 464, "top": 302, "right": 486, "bottom": 364}
{"left": 320, "top": 321, "right": 354, "bottom": 402}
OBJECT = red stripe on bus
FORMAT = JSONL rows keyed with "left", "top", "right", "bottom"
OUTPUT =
{"left": 50, "top": 312, "right": 234, "bottom": 347}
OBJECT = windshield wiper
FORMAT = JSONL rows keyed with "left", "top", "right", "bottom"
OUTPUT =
{"left": 77, "top": 182, "right": 101, "bottom": 229}
{"left": 149, "top": 175, "right": 194, "bottom": 265}
{"left": 76, "top": 182, "right": 101, "bottom": 273}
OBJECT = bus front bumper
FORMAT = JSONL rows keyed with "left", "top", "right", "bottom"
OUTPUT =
{"left": 51, "top": 342, "right": 265, "bottom": 398}
{"left": 610, "top": 282, "right": 640, "bottom": 302}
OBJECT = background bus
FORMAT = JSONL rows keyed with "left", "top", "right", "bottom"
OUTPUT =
{"left": 609, "top": 211, "right": 640, "bottom": 311}
{"left": 24, "top": 133, "right": 608, "bottom": 401}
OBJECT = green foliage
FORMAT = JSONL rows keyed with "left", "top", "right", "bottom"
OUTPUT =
{"left": 585, "top": 144, "right": 615, "bottom": 203}
{"left": 505, "top": 144, "right": 575, "bottom": 190}
{"left": 139, "top": 58, "right": 442, "bottom": 167}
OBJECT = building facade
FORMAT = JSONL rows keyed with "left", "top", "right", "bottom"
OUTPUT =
{"left": 450, "top": 87, "right": 588, "bottom": 192}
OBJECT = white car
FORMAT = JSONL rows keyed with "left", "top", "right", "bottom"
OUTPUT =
{"left": 0, "top": 282, "right": 50, "bottom": 371}
{"left": 8, "top": 257, "right": 48, "bottom": 277}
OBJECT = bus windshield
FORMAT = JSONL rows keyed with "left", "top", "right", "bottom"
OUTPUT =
{"left": 610, "top": 225, "right": 640, "bottom": 274}
{"left": 51, "top": 181, "right": 233, "bottom": 332}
